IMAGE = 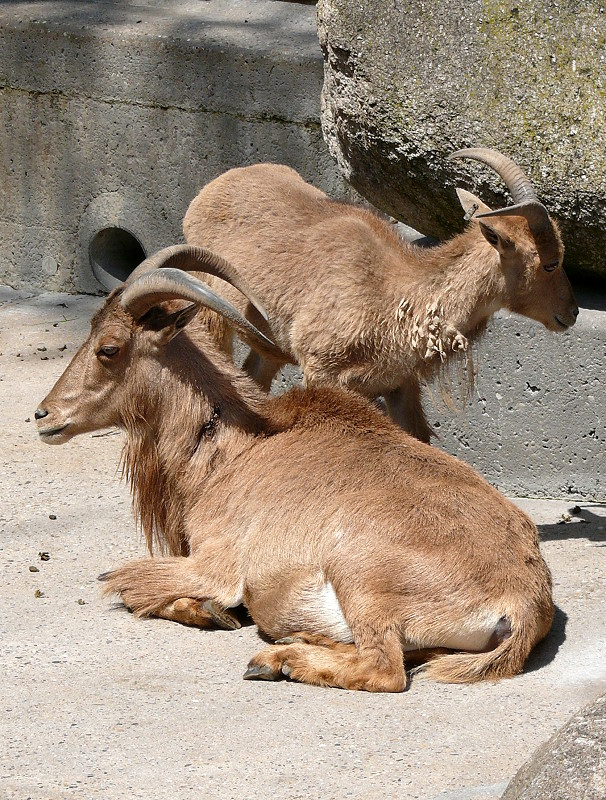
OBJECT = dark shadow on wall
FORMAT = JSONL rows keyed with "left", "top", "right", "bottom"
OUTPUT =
{"left": 574, "top": 283, "right": 606, "bottom": 311}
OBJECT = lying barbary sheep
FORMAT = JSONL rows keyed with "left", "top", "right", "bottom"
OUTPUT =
{"left": 36, "top": 246, "right": 554, "bottom": 692}
{"left": 183, "top": 148, "right": 579, "bottom": 442}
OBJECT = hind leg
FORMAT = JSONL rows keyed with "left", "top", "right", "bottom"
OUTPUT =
{"left": 244, "top": 572, "right": 406, "bottom": 692}
{"left": 245, "top": 627, "right": 406, "bottom": 692}
{"left": 274, "top": 631, "right": 354, "bottom": 652}
{"left": 273, "top": 634, "right": 450, "bottom": 665}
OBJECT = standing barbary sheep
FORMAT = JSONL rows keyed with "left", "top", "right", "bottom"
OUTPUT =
{"left": 183, "top": 148, "right": 579, "bottom": 442}
{"left": 35, "top": 246, "right": 554, "bottom": 692}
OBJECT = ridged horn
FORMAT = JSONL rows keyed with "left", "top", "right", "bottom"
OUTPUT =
{"left": 121, "top": 267, "right": 279, "bottom": 353}
{"left": 448, "top": 148, "right": 552, "bottom": 234}
{"left": 126, "top": 244, "right": 268, "bottom": 321}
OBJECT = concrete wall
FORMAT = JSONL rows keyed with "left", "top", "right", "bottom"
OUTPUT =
{"left": 1, "top": 0, "right": 604, "bottom": 499}
{"left": 0, "top": 0, "right": 346, "bottom": 293}
{"left": 423, "top": 302, "right": 605, "bottom": 500}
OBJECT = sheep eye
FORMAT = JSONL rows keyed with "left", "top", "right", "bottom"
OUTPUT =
{"left": 98, "top": 345, "right": 120, "bottom": 358}
{"left": 543, "top": 261, "right": 559, "bottom": 272}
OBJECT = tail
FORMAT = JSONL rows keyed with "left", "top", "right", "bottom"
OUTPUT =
{"left": 415, "top": 609, "right": 553, "bottom": 684}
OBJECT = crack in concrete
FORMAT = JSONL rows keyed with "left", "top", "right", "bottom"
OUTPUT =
{"left": 0, "top": 83, "right": 322, "bottom": 129}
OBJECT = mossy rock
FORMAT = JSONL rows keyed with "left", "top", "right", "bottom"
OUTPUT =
{"left": 317, "top": 0, "right": 606, "bottom": 281}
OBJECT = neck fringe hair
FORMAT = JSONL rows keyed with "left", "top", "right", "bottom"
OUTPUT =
{"left": 119, "top": 428, "right": 187, "bottom": 558}
{"left": 396, "top": 296, "right": 480, "bottom": 412}
{"left": 435, "top": 341, "right": 477, "bottom": 414}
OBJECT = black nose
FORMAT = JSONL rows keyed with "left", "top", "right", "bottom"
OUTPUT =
{"left": 35, "top": 408, "right": 49, "bottom": 420}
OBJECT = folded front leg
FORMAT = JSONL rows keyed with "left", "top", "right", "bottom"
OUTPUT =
{"left": 99, "top": 538, "right": 243, "bottom": 629}
{"left": 156, "top": 598, "right": 241, "bottom": 630}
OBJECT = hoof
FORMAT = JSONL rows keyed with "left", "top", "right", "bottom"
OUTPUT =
{"left": 275, "top": 636, "right": 297, "bottom": 645}
{"left": 97, "top": 570, "right": 114, "bottom": 582}
{"left": 243, "top": 664, "right": 281, "bottom": 681}
{"left": 201, "top": 599, "right": 241, "bottom": 630}
{"left": 281, "top": 663, "right": 292, "bottom": 677}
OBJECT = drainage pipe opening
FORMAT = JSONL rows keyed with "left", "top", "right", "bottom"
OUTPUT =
{"left": 89, "top": 227, "right": 146, "bottom": 290}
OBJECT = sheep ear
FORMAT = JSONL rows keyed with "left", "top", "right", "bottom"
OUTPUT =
{"left": 140, "top": 303, "right": 198, "bottom": 344}
{"left": 456, "top": 188, "right": 492, "bottom": 219}
{"left": 171, "top": 303, "right": 199, "bottom": 333}
{"left": 478, "top": 220, "right": 514, "bottom": 254}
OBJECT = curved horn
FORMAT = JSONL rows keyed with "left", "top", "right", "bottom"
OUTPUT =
{"left": 449, "top": 148, "right": 537, "bottom": 204}
{"left": 127, "top": 244, "right": 268, "bottom": 321}
{"left": 448, "top": 148, "right": 552, "bottom": 233}
{"left": 120, "top": 267, "right": 279, "bottom": 354}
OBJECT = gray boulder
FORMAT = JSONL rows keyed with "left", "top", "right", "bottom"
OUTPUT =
{"left": 502, "top": 692, "right": 606, "bottom": 799}
{"left": 317, "top": 0, "right": 606, "bottom": 280}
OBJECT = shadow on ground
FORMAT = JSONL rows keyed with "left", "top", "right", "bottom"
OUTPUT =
{"left": 537, "top": 504, "right": 606, "bottom": 544}
{"left": 524, "top": 604, "right": 568, "bottom": 674}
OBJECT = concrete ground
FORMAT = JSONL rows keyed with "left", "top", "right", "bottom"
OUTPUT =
{"left": 1, "top": 286, "right": 605, "bottom": 800}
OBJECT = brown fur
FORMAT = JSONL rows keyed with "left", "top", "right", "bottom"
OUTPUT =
{"left": 36, "top": 289, "right": 554, "bottom": 692}
{"left": 183, "top": 163, "right": 578, "bottom": 442}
